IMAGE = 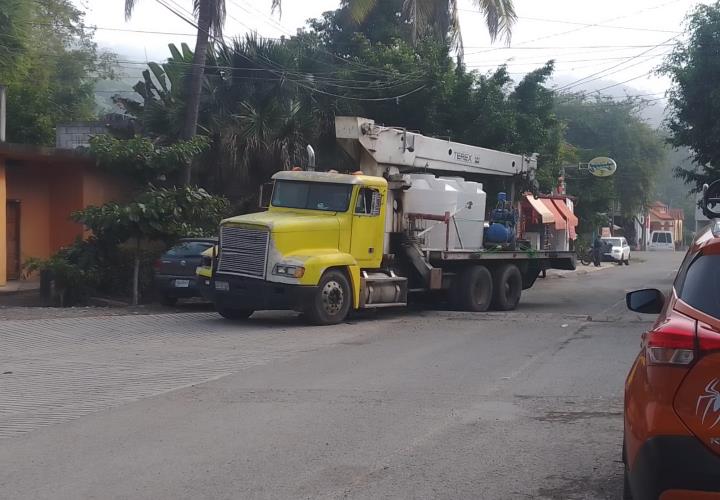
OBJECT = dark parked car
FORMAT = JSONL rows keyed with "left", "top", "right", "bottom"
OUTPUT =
{"left": 154, "top": 238, "right": 217, "bottom": 306}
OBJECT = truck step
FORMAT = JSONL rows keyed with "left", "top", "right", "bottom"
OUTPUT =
{"left": 361, "top": 302, "right": 407, "bottom": 309}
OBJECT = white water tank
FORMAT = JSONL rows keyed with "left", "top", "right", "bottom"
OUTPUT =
{"left": 439, "top": 177, "right": 486, "bottom": 249}
{"left": 404, "top": 174, "right": 486, "bottom": 250}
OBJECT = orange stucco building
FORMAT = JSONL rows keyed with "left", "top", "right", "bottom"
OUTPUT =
{"left": 0, "top": 143, "right": 126, "bottom": 286}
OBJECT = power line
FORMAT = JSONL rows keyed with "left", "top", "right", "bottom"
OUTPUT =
{"left": 19, "top": 21, "right": 197, "bottom": 37}
{"left": 463, "top": 43, "right": 676, "bottom": 55}
{"left": 517, "top": 15, "right": 680, "bottom": 34}
{"left": 556, "top": 34, "right": 678, "bottom": 92}
{"left": 465, "top": 0, "right": 679, "bottom": 55}
{"left": 593, "top": 71, "right": 656, "bottom": 93}
{"left": 459, "top": 12, "right": 681, "bottom": 34}
{"left": 464, "top": 52, "right": 668, "bottom": 69}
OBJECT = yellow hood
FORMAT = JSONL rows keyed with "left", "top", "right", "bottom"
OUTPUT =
{"left": 222, "top": 211, "right": 340, "bottom": 234}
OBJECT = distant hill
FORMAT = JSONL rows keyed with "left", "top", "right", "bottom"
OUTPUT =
{"left": 550, "top": 75, "right": 668, "bottom": 128}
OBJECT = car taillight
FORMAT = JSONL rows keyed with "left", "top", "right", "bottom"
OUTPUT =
{"left": 646, "top": 314, "right": 696, "bottom": 365}
{"left": 698, "top": 321, "right": 720, "bottom": 353}
{"left": 153, "top": 259, "right": 162, "bottom": 271}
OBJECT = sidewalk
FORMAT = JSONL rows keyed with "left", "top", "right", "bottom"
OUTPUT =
{"left": 0, "top": 280, "right": 40, "bottom": 294}
{"left": 545, "top": 263, "right": 616, "bottom": 279}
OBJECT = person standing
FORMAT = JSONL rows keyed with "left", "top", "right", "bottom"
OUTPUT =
{"left": 592, "top": 232, "right": 603, "bottom": 267}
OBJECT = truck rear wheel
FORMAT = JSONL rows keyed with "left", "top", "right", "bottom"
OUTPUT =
{"left": 306, "top": 270, "right": 351, "bottom": 325}
{"left": 453, "top": 265, "right": 493, "bottom": 312}
{"left": 491, "top": 264, "right": 522, "bottom": 311}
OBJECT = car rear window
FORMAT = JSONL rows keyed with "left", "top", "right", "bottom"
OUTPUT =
{"left": 166, "top": 241, "right": 214, "bottom": 257}
{"left": 678, "top": 254, "right": 720, "bottom": 319}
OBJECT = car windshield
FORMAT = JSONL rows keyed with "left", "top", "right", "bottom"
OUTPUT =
{"left": 603, "top": 238, "right": 622, "bottom": 247}
{"left": 165, "top": 241, "right": 214, "bottom": 257}
{"left": 678, "top": 254, "right": 720, "bottom": 319}
{"left": 271, "top": 180, "right": 353, "bottom": 212}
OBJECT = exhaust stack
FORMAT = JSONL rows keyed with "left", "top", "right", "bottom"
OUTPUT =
{"left": 306, "top": 145, "right": 316, "bottom": 171}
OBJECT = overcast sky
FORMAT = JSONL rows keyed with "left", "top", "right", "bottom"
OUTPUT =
{"left": 77, "top": 0, "right": 708, "bottom": 101}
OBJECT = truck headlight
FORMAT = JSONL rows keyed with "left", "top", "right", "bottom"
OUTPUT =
{"left": 273, "top": 264, "right": 305, "bottom": 278}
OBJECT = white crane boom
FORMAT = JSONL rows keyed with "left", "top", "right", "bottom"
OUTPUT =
{"left": 335, "top": 116, "right": 537, "bottom": 178}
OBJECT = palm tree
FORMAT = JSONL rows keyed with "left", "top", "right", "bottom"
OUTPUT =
{"left": 124, "top": 0, "right": 226, "bottom": 184}
{"left": 327, "top": 0, "right": 516, "bottom": 57}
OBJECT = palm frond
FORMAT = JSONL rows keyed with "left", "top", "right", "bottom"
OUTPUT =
{"left": 124, "top": 0, "right": 138, "bottom": 20}
{"left": 471, "top": 0, "right": 517, "bottom": 43}
{"left": 271, "top": 0, "right": 282, "bottom": 18}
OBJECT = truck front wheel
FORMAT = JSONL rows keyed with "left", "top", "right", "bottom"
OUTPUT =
{"left": 453, "top": 265, "right": 493, "bottom": 312}
{"left": 306, "top": 270, "right": 351, "bottom": 325}
{"left": 491, "top": 264, "right": 522, "bottom": 311}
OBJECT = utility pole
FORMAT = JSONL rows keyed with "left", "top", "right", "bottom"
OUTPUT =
{"left": 0, "top": 85, "right": 6, "bottom": 143}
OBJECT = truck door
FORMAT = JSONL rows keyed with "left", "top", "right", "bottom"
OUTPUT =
{"left": 351, "top": 187, "right": 385, "bottom": 268}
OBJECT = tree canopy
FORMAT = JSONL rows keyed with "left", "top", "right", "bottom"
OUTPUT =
{"left": 118, "top": 4, "right": 562, "bottom": 198}
{"left": 661, "top": 1, "right": 720, "bottom": 191}
{"left": 556, "top": 96, "right": 666, "bottom": 236}
{"left": 0, "top": 0, "right": 114, "bottom": 144}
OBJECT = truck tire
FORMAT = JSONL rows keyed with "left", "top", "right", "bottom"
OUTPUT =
{"left": 306, "top": 270, "right": 351, "bottom": 325}
{"left": 491, "top": 264, "right": 522, "bottom": 311}
{"left": 454, "top": 265, "right": 493, "bottom": 312}
{"left": 217, "top": 307, "right": 253, "bottom": 320}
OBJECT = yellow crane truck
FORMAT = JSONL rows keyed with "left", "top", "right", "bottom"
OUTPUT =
{"left": 196, "top": 117, "right": 576, "bottom": 325}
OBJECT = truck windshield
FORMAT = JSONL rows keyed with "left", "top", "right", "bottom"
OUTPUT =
{"left": 271, "top": 180, "right": 353, "bottom": 212}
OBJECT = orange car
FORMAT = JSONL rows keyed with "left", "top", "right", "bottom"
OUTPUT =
{"left": 624, "top": 185, "right": 720, "bottom": 500}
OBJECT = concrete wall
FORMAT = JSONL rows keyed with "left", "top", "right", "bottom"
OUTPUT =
{"left": 49, "top": 168, "right": 84, "bottom": 251}
{"left": 83, "top": 169, "right": 128, "bottom": 207}
{"left": 1, "top": 154, "right": 129, "bottom": 283}
{"left": 7, "top": 165, "right": 53, "bottom": 265}
{"left": 55, "top": 123, "right": 107, "bottom": 150}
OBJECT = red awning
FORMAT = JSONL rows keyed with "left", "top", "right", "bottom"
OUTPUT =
{"left": 525, "top": 194, "right": 555, "bottom": 224}
{"left": 540, "top": 199, "right": 566, "bottom": 230}
{"left": 552, "top": 199, "right": 578, "bottom": 240}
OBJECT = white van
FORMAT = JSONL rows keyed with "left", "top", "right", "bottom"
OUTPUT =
{"left": 649, "top": 230, "right": 674, "bottom": 251}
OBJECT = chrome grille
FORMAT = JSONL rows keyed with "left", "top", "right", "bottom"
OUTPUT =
{"left": 218, "top": 225, "right": 269, "bottom": 278}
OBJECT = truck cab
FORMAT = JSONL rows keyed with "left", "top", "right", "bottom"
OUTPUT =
{"left": 197, "top": 170, "right": 400, "bottom": 324}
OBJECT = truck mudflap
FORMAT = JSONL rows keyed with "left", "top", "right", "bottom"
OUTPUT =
{"left": 199, "top": 274, "right": 318, "bottom": 312}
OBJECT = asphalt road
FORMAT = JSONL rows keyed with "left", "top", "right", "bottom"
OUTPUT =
{"left": 0, "top": 252, "right": 683, "bottom": 500}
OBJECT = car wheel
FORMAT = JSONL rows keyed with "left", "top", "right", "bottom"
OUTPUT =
{"left": 625, "top": 255, "right": 630, "bottom": 265}
{"left": 622, "top": 465, "right": 633, "bottom": 499}
{"left": 160, "top": 295, "right": 178, "bottom": 307}
{"left": 217, "top": 307, "right": 253, "bottom": 320}
{"left": 305, "top": 270, "right": 351, "bottom": 325}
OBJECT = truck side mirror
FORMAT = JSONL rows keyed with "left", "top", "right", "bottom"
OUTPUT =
{"left": 259, "top": 182, "right": 274, "bottom": 210}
